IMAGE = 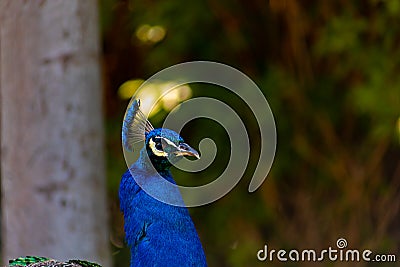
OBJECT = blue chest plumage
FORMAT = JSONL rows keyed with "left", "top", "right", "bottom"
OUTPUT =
{"left": 119, "top": 151, "right": 207, "bottom": 267}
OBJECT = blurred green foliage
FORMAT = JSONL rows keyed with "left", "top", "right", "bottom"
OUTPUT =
{"left": 100, "top": 0, "right": 400, "bottom": 266}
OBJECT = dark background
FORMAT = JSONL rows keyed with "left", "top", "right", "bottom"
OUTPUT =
{"left": 100, "top": 1, "right": 400, "bottom": 266}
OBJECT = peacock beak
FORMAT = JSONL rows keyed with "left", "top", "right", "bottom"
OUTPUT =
{"left": 175, "top": 143, "right": 200, "bottom": 159}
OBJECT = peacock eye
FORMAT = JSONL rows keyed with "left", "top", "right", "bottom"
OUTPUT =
{"left": 153, "top": 138, "right": 163, "bottom": 151}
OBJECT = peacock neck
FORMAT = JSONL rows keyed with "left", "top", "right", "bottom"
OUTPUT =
{"left": 137, "top": 148, "right": 174, "bottom": 178}
{"left": 120, "top": 148, "right": 206, "bottom": 267}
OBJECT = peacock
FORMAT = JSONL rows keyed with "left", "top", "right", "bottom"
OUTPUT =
{"left": 120, "top": 99, "right": 207, "bottom": 266}
{"left": 8, "top": 99, "right": 207, "bottom": 267}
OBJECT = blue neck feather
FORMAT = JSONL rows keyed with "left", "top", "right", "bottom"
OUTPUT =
{"left": 119, "top": 148, "right": 207, "bottom": 267}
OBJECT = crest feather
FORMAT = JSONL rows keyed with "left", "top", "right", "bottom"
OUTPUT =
{"left": 122, "top": 99, "right": 154, "bottom": 151}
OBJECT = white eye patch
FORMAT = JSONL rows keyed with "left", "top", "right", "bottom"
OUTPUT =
{"left": 160, "top": 137, "right": 178, "bottom": 148}
{"left": 149, "top": 136, "right": 178, "bottom": 157}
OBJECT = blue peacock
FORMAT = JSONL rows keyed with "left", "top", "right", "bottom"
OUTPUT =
{"left": 120, "top": 99, "right": 207, "bottom": 266}
{"left": 8, "top": 99, "right": 207, "bottom": 267}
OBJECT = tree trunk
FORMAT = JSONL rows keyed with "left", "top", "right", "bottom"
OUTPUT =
{"left": 0, "top": 1, "right": 111, "bottom": 265}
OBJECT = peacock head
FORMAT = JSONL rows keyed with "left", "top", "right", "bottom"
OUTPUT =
{"left": 122, "top": 99, "right": 200, "bottom": 171}
{"left": 145, "top": 128, "right": 200, "bottom": 168}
